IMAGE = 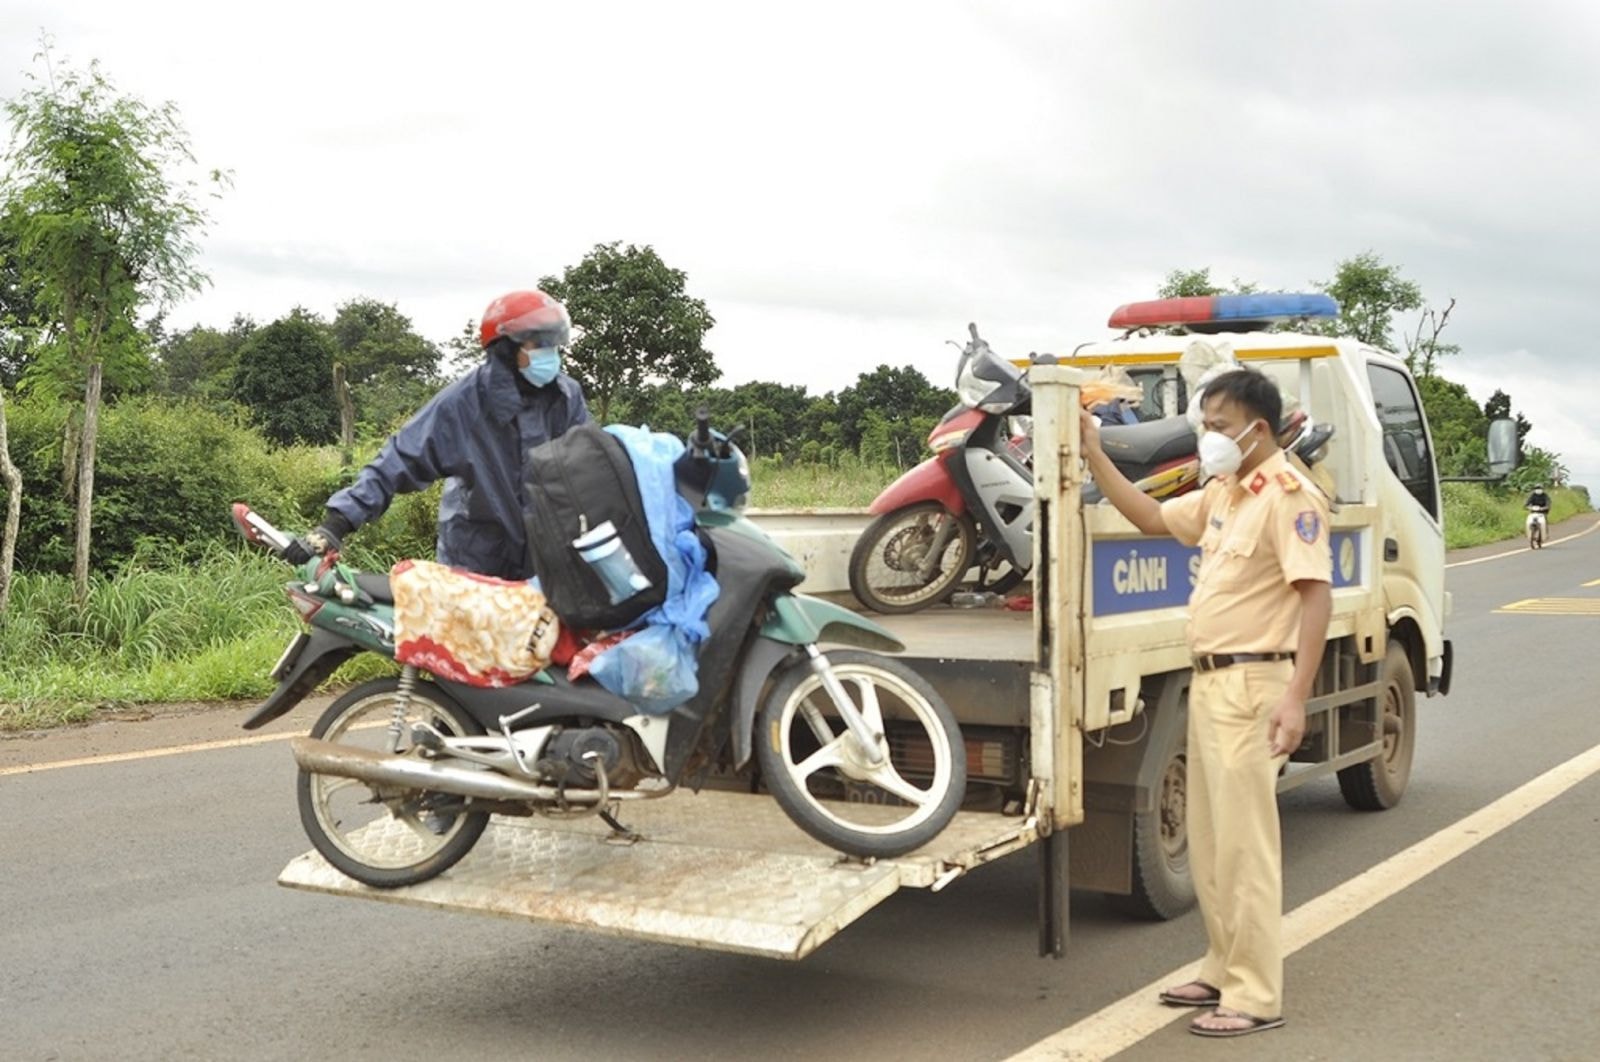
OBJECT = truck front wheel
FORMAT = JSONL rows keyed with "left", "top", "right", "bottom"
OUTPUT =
{"left": 1337, "top": 643, "right": 1416, "bottom": 811}
{"left": 1109, "top": 681, "right": 1196, "bottom": 920}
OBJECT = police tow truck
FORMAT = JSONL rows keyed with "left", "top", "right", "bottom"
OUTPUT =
{"left": 277, "top": 293, "right": 1453, "bottom": 960}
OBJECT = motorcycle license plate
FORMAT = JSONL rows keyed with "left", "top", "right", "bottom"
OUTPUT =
{"left": 270, "top": 633, "right": 310, "bottom": 681}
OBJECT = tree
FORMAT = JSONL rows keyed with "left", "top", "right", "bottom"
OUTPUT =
{"left": 1, "top": 44, "right": 223, "bottom": 601}
{"left": 438, "top": 318, "right": 481, "bottom": 380}
{"left": 329, "top": 296, "right": 440, "bottom": 385}
{"left": 1482, "top": 389, "right": 1532, "bottom": 447}
{"left": 1507, "top": 444, "right": 1567, "bottom": 490}
{"left": 0, "top": 384, "right": 20, "bottom": 613}
{"left": 1158, "top": 267, "right": 1225, "bottom": 299}
{"left": 154, "top": 314, "right": 254, "bottom": 400}
{"left": 834, "top": 364, "right": 955, "bottom": 454}
{"left": 1157, "top": 267, "right": 1258, "bottom": 299}
{"left": 0, "top": 227, "right": 42, "bottom": 387}
{"left": 1314, "top": 251, "right": 1422, "bottom": 351}
{"left": 1416, "top": 374, "right": 1488, "bottom": 477}
{"left": 326, "top": 297, "right": 442, "bottom": 437}
{"left": 232, "top": 308, "right": 341, "bottom": 446}
{"left": 539, "top": 242, "right": 719, "bottom": 421}
{"left": 1403, "top": 297, "right": 1460, "bottom": 378}
{"left": 717, "top": 380, "right": 813, "bottom": 461}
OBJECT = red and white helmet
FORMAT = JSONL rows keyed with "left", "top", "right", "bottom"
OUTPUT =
{"left": 479, "top": 289, "right": 571, "bottom": 350}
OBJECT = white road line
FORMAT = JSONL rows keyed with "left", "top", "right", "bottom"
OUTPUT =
{"left": 1005, "top": 739, "right": 1600, "bottom": 1062}
{"left": 1445, "top": 515, "right": 1600, "bottom": 569}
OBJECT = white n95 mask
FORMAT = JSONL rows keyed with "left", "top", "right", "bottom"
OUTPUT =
{"left": 1198, "top": 419, "right": 1262, "bottom": 479}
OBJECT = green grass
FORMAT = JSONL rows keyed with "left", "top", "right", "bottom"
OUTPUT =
{"left": 1441, "top": 484, "right": 1590, "bottom": 549}
{"left": 749, "top": 454, "right": 900, "bottom": 508}
{"left": 2, "top": 466, "right": 1589, "bottom": 733}
{"left": 0, "top": 547, "right": 394, "bottom": 733}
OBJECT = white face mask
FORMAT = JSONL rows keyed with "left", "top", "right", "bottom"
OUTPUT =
{"left": 1198, "top": 419, "right": 1262, "bottom": 479}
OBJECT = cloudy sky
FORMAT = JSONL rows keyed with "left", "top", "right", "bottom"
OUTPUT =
{"left": 5, "top": 1, "right": 1598, "bottom": 489}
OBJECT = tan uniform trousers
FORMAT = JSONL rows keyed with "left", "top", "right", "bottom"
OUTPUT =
{"left": 1188, "top": 658, "right": 1292, "bottom": 1018}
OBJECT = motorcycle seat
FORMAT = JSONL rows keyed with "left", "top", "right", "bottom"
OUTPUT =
{"left": 1099, "top": 416, "right": 1196, "bottom": 466}
{"left": 354, "top": 573, "right": 394, "bottom": 604}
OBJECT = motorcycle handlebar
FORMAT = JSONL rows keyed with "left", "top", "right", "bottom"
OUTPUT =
{"left": 232, "top": 503, "right": 292, "bottom": 554}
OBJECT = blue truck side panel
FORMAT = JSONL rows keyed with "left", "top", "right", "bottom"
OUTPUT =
{"left": 1091, "top": 531, "right": 1361, "bottom": 617}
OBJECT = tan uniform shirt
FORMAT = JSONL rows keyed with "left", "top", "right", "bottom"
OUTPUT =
{"left": 1160, "top": 450, "right": 1333, "bottom": 655}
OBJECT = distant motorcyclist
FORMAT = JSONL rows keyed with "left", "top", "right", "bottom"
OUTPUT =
{"left": 1525, "top": 484, "right": 1552, "bottom": 548}
{"left": 285, "top": 289, "right": 590, "bottom": 579}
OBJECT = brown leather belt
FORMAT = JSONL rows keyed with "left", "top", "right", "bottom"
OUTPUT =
{"left": 1192, "top": 652, "right": 1295, "bottom": 673}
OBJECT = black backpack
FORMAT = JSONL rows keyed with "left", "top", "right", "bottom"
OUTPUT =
{"left": 522, "top": 423, "right": 669, "bottom": 631}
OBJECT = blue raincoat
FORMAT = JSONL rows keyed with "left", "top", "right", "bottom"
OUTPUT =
{"left": 326, "top": 356, "right": 589, "bottom": 579}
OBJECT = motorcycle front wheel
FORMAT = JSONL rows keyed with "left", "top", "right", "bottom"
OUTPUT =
{"left": 757, "top": 651, "right": 966, "bottom": 859}
{"left": 297, "top": 678, "right": 491, "bottom": 888}
{"left": 848, "top": 502, "right": 976, "bottom": 614}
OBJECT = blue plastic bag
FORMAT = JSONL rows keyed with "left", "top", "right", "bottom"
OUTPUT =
{"left": 588, "top": 625, "right": 699, "bottom": 716}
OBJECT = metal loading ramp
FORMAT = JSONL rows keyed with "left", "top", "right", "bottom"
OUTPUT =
{"left": 278, "top": 790, "right": 1040, "bottom": 960}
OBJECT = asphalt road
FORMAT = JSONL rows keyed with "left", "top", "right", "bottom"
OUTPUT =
{"left": 4, "top": 516, "right": 1599, "bottom": 1061}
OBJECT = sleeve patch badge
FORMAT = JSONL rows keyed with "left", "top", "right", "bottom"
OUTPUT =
{"left": 1276, "top": 471, "right": 1302, "bottom": 493}
{"left": 1295, "top": 511, "right": 1322, "bottom": 543}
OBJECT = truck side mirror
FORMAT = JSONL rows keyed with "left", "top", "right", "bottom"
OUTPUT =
{"left": 1487, "top": 418, "right": 1518, "bottom": 478}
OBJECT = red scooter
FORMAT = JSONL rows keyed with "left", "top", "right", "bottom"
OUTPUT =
{"left": 848, "top": 325, "right": 1230, "bottom": 614}
{"left": 848, "top": 325, "right": 1044, "bottom": 614}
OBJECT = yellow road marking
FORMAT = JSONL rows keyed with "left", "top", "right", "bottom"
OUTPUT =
{"left": 1494, "top": 597, "right": 1600, "bottom": 616}
{"left": 0, "top": 729, "right": 298, "bottom": 777}
{"left": 0, "top": 720, "right": 384, "bottom": 777}
{"left": 1446, "top": 515, "right": 1600, "bottom": 568}
{"left": 1583, "top": 578, "right": 1600, "bottom": 588}
{"left": 1006, "top": 740, "right": 1600, "bottom": 1061}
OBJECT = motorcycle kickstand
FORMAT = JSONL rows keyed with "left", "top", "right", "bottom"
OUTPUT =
{"left": 599, "top": 806, "right": 642, "bottom": 845}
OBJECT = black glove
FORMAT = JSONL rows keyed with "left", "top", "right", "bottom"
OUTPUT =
{"left": 284, "top": 525, "right": 344, "bottom": 565}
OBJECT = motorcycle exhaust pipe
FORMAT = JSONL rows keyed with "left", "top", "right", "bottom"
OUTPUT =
{"left": 289, "top": 737, "right": 610, "bottom": 805}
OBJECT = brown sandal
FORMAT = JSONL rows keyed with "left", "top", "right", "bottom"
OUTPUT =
{"left": 1158, "top": 981, "right": 1221, "bottom": 1007}
{"left": 1188, "top": 1009, "right": 1285, "bottom": 1038}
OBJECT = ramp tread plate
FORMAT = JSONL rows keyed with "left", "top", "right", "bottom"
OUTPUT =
{"left": 277, "top": 792, "right": 1036, "bottom": 959}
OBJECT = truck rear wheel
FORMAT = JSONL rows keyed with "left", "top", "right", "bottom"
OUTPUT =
{"left": 1338, "top": 643, "right": 1416, "bottom": 811}
{"left": 1108, "top": 685, "right": 1195, "bottom": 920}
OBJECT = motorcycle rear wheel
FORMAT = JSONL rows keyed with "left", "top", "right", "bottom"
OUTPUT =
{"left": 757, "top": 651, "right": 966, "bottom": 859}
{"left": 848, "top": 503, "right": 976, "bottom": 614}
{"left": 297, "top": 678, "right": 491, "bottom": 889}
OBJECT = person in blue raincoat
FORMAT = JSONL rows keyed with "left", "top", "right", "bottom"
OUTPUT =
{"left": 285, "top": 290, "right": 590, "bottom": 579}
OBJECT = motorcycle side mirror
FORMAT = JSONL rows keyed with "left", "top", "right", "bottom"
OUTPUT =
{"left": 1487, "top": 418, "right": 1519, "bottom": 479}
{"left": 691, "top": 405, "right": 714, "bottom": 452}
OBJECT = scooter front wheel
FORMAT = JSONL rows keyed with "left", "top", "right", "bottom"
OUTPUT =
{"left": 848, "top": 502, "right": 976, "bottom": 614}
{"left": 297, "top": 678, "right": 491, "bottom": 888}
{"left": 758, "top": 651, "right": 966, "bottom": 859}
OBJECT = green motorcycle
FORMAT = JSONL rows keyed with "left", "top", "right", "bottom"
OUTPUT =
{"left": 235, "top": 415, "right": 966, "bottom": 889}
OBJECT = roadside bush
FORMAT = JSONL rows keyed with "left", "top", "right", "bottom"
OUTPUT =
{"left": 0, "top": 396, "right": 327, "bottom": 573}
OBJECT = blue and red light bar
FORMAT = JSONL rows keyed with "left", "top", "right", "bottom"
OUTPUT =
{"left": 1108, "top": 293, "right": 1339, "bottom": 330}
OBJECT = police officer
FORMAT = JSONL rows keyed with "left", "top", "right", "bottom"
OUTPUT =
{"left": 285, "top": 290, "right": 590, "bottom": 579}
{"left": 1081, "top": 368, "right": 1332, "bottom": 1039}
